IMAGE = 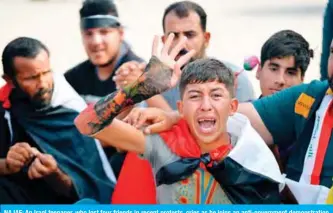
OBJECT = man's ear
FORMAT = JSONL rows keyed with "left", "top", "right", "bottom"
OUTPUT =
{"left": 203, "top": 31, "right": 211, "bottom": 48}
{"left": 256, "top": 65, "right": 262, "bottom": 80}
{"left": 118, "top": 27, "right": 125, "bottom": 41}
{"left": 176, "top": 100, "right": 184, "bottom": 118}
{"left": 229, "top": 98, "right": 238, "bottom": 116}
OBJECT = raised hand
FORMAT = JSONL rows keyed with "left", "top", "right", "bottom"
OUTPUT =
{"left": 75, "top": 34, "right": 195, "bottom": 136}
{"left": 138, "top": 34, "right": 195, "bottom": 93}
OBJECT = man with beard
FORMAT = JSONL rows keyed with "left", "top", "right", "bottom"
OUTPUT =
{"left": 114, "top": 1, "right": 255, "bottom": 109}
{"left": 0, "top": 37, "right": 115, "bottom": 204}
{"left": 123, "top": 39, "right": 333, "bottom": 204}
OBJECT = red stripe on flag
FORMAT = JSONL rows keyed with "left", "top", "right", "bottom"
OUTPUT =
{"left": 311, "top": 100, "right": 333, "bottom": 185}
{"left": 111, "top": 152, "right": 157, "bottom": 204}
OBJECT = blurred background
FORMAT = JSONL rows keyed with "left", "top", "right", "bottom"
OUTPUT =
{"left": 0, "top": 0, "right": 327, "bottom": 96}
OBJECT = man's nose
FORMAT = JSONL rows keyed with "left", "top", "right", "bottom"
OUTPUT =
{"left": 275, "top": 71, "right": 285, "bottom": 86}
{"left": 90, "top": 33, "right": 103, "bottom": 45}
{"left": 36, "top": 74, "right": 49, "bottom": 90}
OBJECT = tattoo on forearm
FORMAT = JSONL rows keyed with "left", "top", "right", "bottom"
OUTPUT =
{"left": 76, "top": 56, "right": 173, "bottom": 135}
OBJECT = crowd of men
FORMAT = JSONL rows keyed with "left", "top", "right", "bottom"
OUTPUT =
{"left": 0, "top": 0, "right": 332, "bottom": 205}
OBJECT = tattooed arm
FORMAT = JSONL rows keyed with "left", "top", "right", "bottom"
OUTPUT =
{"left": 75, "top": 34, "right": 195, "bottom": 138}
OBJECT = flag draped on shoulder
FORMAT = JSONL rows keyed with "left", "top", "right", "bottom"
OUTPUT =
{"left": 157, "top": 113, "right": 284, "bottom": 204}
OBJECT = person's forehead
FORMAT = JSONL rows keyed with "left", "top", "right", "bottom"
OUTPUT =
{"left": 185, "top": 81, "right": 226, "bottom": 92}
{"left": 265, "top": 56, "right": 296, "bottom": 68}
{"left": 14, "top": 51, "right": 50, "bottom": 76}
{"left": 164, "top": 11, "right": 202, "bottom": 32}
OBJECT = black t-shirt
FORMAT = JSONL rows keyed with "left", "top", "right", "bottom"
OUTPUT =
{"left": 65, "top": 43, "right": 144, "bottom": 104}
{"left": 64, "top": 44, "right": 144, "bottom": 177}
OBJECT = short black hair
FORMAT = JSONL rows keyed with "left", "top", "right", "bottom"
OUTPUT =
{"left": 179, "top": 58, "right": 235, "bottom": 98}
{"left": 162, "top": 1, "right": 207, "bottom": 32}
{"left": 260, "top": 30, "right": 313, "bottom": 76}
{"left": 80, "top": 0, "right": 119, "bottom": 18}
{"left": 2, "top": 37, "right": 49, "bottom": 78}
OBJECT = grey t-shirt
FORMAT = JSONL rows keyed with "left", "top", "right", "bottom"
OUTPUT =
{"left": 141, "top": 134, "right": 232, "bottom": 204}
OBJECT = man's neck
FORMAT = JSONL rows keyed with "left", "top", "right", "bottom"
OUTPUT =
{"left": 198, "top": 132, "right": 230, "bottom": 154}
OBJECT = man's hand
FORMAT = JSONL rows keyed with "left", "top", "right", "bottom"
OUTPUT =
{"left": 74, "top": 33, "right": 195, "bottom": 136}
{"left": 28, "top": 153, "right": 58, "bottom": 179}
{"left": 113, "top": 61, "right": 146, "bottom": 89}
{"left": 147, "top": 33, "right": 195, "bottom": 90}
{"left": 123, "top": 107, "right": 180, "bottom": 134}
{"left": 5, "top": 142, "right": 36, "bottom": 174}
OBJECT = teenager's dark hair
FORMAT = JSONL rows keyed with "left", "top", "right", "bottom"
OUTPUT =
{"left": 179, "top": 58, "right": 235, "bottom": 98}
{"left": 2, "top": 37, "right": 49, "bottom": 78}
{"left": 80, "top": 0, "right": 119, "bottom": 18}
{"left": 261, "top": 30, "right": 313, "bottom": 76}
{"left": 162, "top": 1, "right": 207, "bottom": 32}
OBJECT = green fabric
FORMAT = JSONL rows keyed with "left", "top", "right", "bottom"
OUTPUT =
{"left": 252, "top": 83, "right": 307, "bottom": 149}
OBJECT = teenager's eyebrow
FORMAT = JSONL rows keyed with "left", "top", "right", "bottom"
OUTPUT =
{"left": 187, "top": 89, "right": 201, "bottom": 94}
{"left": 268, "top": 62, "right": 280, "bottom": 67}
{"left": 286, "top": 67, "right": 298, "bottom": 71}
{"left": 211, "top": 88, "right": 224, "bottom": 92}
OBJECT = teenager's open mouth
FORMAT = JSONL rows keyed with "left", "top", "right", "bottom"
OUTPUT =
{"left": 197, "top": 118, "right": 216, "bottom": 133}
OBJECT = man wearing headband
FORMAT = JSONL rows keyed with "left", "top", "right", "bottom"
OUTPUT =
{"left": 65, "top": 0, "right": 144, "bottom": 105}
{"left": 65, "top": 0, "right": 144, "bottom": 178}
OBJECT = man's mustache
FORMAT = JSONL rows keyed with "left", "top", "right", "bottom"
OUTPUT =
{"left": 34, "top": 88, "right": 52, "bottom": 98}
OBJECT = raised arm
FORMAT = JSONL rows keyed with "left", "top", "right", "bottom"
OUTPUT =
{"left": 123, "top": 83, "right": 306, "bottom": 149}
{"left": 237, "top": 102, "right": 273, "bottom": 144}
{"left": 113, "top": 62, "right": 173, "bottom": 111}
{"left": 74, "top": 34, "right": 195, "bottom": 153}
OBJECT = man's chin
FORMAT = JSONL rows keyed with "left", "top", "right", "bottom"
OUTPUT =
{"left": 196, "top": 133, "right": 219, "bottom": 144}
{"left": 90, "top": 56, "right": 115, "bottom": 68}
{"left": 31, "top": 99, "right": 52, "bottom": 110}
{"left": 91, "top": 60, "right": 107, "bottom": 66}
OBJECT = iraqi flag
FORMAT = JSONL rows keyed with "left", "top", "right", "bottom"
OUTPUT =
{"left": 112, "top": 113, "right": 285, "bottom": 204}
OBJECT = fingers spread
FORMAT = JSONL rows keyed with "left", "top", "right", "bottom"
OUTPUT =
{"left": 161, "top": 33, "right": 174, "bottom": 56}
{"left": 177, "top": 49, "right": 196, "bottom": 67}
{"left": 152, "top": 35, "right": 160, "bottom": 56}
